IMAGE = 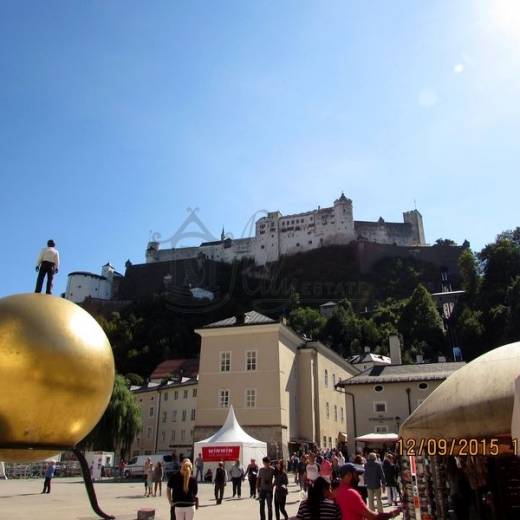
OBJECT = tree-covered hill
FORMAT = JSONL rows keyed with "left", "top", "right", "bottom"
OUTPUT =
{"left": 94, "top": 229, "right": 520, "bottom": 377}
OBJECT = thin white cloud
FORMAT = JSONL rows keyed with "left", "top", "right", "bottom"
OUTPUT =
{"left": 454, "top": 63, "right": 465, "bottom": 74}
{"left": 418, "top": 88, "right": 439, "bottom": 108}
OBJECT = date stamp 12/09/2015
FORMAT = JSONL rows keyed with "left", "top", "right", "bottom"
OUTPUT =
{"left": 396, "top": 438, "right": 519, "bottom": 457}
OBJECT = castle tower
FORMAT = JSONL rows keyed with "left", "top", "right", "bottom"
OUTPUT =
{"left": 403, "top": 210, "right": 425, "bottom": 245}
{"left": 101, "top": 262, "right": 115, "bottom": 281}
{"left": 145, "top": 241, "right": 160, "bottom": 263}
{"left": 333, "top": 193, "right": 355, "bottom": 242}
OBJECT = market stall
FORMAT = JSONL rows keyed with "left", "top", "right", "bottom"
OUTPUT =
{"left": 399, "top": 340, "right": 520, "bottom": 520}
{"left": 193, "top": 405, "right": 267, "bottom": 477}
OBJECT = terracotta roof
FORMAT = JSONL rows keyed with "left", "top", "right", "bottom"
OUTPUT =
{"left": 204, "top": 310, "right": 276, "bottom": 328}
{"left": 337, "top": 362, "right": 465, "bottom": 385}
{"left": 150, "top": 358, "right": 199, "bottom": 380}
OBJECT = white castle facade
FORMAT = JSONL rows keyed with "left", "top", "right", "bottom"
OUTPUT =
{"left": 146, "top": 194, "right": 426, "bottom": 266}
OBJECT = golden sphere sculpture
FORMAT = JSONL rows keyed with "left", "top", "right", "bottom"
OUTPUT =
{"left": 0, "top": 294, "right": 115, "bottom": 462}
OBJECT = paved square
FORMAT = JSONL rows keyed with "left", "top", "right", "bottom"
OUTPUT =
{"left": 0, "top": 477, "right": 304, "bottom": 520}
{"left": 0, "top": 477, "right": 402, "bottom": 519}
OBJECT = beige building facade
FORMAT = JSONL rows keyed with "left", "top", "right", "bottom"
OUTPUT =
{"left": 194, "top": 311, "right": 359, "bottom": 458}
{"left": 130, "top": 379, "right": 198, "bottom": 457}
{"left": 337, "top": 362, "right": 465, "bottom": 454}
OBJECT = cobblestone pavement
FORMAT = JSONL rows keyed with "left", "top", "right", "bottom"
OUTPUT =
{"left": 0, "top": 477, "right": 402, "bottom": 519}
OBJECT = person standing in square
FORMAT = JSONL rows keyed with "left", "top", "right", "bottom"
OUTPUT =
{"left": 35, "top": 240, "right": 60, "bottom": 294}
{"left": 257, "top": 457, "right": 275, "bottom": 520}
{"left": 41, "top": 461, "right": 56, "bottom": 494}
{"left": 214, "top": 462, "right": 227, "bottom": 504}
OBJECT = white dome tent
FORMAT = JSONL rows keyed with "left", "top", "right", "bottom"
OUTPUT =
{"left": 194, "top": 405, "right": 267, "bottom": 477}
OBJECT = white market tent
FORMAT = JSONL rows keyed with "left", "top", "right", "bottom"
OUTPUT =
{"left": 355, "top": 433, "right": 399, "bottom": 443}
{"left": 194, "top": 406, "right": 267, "bottom": 476}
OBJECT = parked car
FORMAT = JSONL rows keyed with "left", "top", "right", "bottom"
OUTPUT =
{"left": 124, "top": 454, "right": 174, "bottom": 478}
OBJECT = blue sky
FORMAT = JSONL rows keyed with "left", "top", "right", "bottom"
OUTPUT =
{"left": 1, "top": 0, "right": 519, "bottom": 297}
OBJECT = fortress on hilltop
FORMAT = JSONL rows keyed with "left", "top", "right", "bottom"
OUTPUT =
{"left": 145, "top": 194, "right": 426, "bottom": 266}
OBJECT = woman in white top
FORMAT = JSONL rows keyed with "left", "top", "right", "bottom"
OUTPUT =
{"left": 305, "top": 454, "right": 320, "bottom": 488}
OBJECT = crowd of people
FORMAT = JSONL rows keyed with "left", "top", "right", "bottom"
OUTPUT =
{"left": 131, "top": 446, "right": 402, "bottom": 520}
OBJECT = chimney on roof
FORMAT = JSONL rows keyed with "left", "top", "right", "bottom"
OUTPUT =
{"left": 438, "top": 356, "right": 447, "bottom": 363}
{"left": 364, "top": 346, "right": 371, "bottom": 353}
{"left": 416, "top": 354, "right": 424, "bottom": 364}
{"left": 389, "top": 335, "right": 402, "bottom": 365}
{"left": 235, "top": 312, "right": 245, "bottom": 325}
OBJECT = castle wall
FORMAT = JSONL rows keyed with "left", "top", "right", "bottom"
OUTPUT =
{"left": 155, "top": 246, "right": 200, "bottom": 262}
{"left": 145, "top": 198, "right": 425, "bottom": 266}
{"left": 354, "top": 221, "right": 417, "bottom": 246}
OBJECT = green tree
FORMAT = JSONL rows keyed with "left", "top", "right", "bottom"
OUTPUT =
{"left": 398, "top": 284, "right": 446, "bottom": 360}
{"left": 126, "top": 373, "right": 145, "bottom": 386}
{"left": 458, "top": 249, "right": 480, "bottom": 300}
{"left": 479, "top": 239, "right": 520, "bottom": 309}
{"left": 288, "top": 307, "right": 326, "bottom": 339}
{"left": 506, "top": 276, "right": 520, "bottom": 341}
{"left": 372, "top": 298, "right": 406, "bottom": 346}
{"left": 454, "top": 306, "right": 485, "bottom": 360}
{"left": 435, "top": 238, "right": 457, "bottom": 246}
{"left": 496, "top": 227, "right": 520, "bottom": 245}
{"left": 80, "top": 375, "right": 142, "bottom": 458}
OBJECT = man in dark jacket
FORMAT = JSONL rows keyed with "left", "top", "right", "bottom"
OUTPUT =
{"left": 364, "top": 452, "right": 386, "bottom": 513}
{"left": 246, "top": 458, "right": 259, "bottom": 498}
{"left": 257, "top": 457, "right": 275, "bottom": 520}
{"left": 214, "top": 461, "right": 227, "bottom": 504}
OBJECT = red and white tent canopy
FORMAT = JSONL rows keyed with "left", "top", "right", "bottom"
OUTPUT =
{"left": 194, "top": 406, "right": 267, "bottom": 473}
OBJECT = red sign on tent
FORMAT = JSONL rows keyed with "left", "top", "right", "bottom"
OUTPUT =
{"left": 202, "top": 446, "right": 240, "bottom": 461}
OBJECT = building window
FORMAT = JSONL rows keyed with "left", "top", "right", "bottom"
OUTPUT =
{"left": 163, "top": 393, "right": 169, "bottom": 401}
{"left": 374, "top": 401, "right": 387, "bottom": 414}
{"left": 418, "top": 382, "right": 429, "bottom": 390}
{"left": 329, "top": 436, "right": 332, "bottom": 448}
{"left": 162, "top": 411, "right": 167, "bottom": 423}
{"left": 334, "top": 405, "right": 338, "bottom": 422}
{"left": 245, "top": 388, "right": 256, "bottom": 408}
{"left": 181, "top": 430, "right": 185, "bottom": 441}
{"left": 246, "top": 350, "right": 257, "bottom": 371}
{"left": 191, "top": 408, "right": 196, "bottom": 420}
{"left": 220, "top": 352, "right": 231, "bottom": 372}
{"left": 161, "top": 431, "right": 165, "bottom": 442}
{"left": 323, "top": 436, "right": 327, "bottom": 447}
{"left": 324, "top": 370, "right": 328, "bottom": 387}
{"left": 172, "top": 410, "right": 177, "bottom": 422}
{"left": 149, "top": 407, "right": 154, "bottom": 417}
{"left": 183, "top": 390, "right": 188, "bottom": 399}
{"left": 182, "top": 409, "right": 187, "bottom": 421}
{"left": 147, "top": 427, "right": 152, "bottom": 440}
{"left": 171, "top": 430, "right": 175, "bottom": 441}
{"left": 332, "top": 374, "right": 336, "bottom": 387}
{"left": 219, "top": 390, "right": 230, "bottom": 408}
{"left": 326, "top": 402, "right": 330, "bottom": 418}
{"left": 375, "top": 425, "right": 389, "bottom": 433}
{"left": 193, "top": 388, "right": 197, "bottom": 398}
{"left": 340, "top": 407, "right": 344, "bottom": 423}
{"left": 374, "top": 385, "right": 384, "bottom": 392}
{"left": 174, "top": 391, "right": 178, "bottom": 400}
